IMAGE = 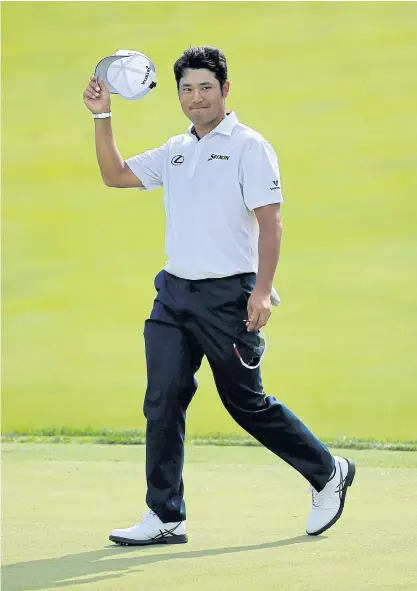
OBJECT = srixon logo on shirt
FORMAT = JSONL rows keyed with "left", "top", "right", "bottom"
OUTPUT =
{"left": 207, "top": 154, "right": 230, "bottom": 162}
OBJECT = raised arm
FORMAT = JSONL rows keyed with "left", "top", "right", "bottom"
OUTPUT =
{"left": 83, "top": 75, "right": 143, "bottom": 188}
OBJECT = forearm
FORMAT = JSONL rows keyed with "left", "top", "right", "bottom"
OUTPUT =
{"left": 94, "top": 118, "right": 125, "bottom": 185}
{"left": 255, "top": 213, "right": 282, "bottom": 293}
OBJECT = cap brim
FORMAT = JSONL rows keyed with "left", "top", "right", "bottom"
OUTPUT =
{"left": 94, "top": 55, "right": 125, "bottom": 94}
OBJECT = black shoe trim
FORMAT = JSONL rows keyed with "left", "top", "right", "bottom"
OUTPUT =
{"left": 156, "top": 523, "right": 183, "bottom": 539}
{"left": 307, "top": 458, "right": 356, "bottom": 537}
{"left": 328, "top": 464, "right": 336, "bottom": 482}
{"left": 109, "top": 533, "right": 188, "bottom": 546}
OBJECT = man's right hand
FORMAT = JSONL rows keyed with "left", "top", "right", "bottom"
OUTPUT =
{"left": 85, "top": 74, "right": 143, "bottom": 189}
{"left": 83, "top": 75, "right": 111, "bottom": 114}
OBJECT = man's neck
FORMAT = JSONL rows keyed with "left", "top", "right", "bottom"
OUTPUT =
{"left": 193, "top": 110, "right": 227, "bottom": 139}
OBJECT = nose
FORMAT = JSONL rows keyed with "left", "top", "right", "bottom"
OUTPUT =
{"left": 191, "top": 88, "right": 203, "bottom": 104}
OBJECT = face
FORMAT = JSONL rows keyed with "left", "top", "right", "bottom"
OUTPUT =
{"left": 178, "top": 68, "right": 230, "bottom": 128}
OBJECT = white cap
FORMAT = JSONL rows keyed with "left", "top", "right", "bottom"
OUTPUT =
{"left": 94, "top": 50, "right": 157, "bottom": 100}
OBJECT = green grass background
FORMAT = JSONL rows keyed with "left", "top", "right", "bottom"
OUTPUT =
{"left": 2, "top": 444, "right": 417, "bottom": 591}
{"left": 2, "top": 2, "right": 417, "bottom": 440}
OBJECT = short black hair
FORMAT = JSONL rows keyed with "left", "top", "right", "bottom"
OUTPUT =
{"left": 173, "top": 46, "right": 228, "bottom": 91}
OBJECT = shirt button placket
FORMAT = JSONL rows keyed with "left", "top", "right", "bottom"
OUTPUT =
{"left": 188, "top": 136, "right": 208, "bottom": 178}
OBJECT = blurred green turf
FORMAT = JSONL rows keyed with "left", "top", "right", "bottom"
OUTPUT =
{"left": 2, "top": 445, "right": 417, "bottom": 591}
{"left": 2, "top": 2, "right": 417, "bottom": 440}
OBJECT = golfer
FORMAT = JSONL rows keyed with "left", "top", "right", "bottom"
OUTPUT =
{"left": 83, "top": 46, "right": 355, "bottom": 546}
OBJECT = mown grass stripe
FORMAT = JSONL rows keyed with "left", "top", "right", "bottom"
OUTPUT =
{"left": 2, "top": 429, "right": 416, "bottom": 451}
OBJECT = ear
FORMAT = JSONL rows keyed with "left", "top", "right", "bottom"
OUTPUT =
{"left": 222, "top": 81, "right": 230, "bottom": 98}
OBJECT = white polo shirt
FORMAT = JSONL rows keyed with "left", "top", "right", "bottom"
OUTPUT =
{"left": 126, "top": 111, "right": 283, "bottom": 280}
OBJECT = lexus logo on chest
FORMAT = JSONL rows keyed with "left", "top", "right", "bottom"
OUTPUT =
{"left": 171, "top": 155, "right": 184, "bottom": 165}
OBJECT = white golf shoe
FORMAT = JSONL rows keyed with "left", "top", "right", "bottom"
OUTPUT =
{"left": 306, "top": 456, "right": 356, "bottom": 536}
{"left": 109, "top": 510, "right": 187, "bottom": 546}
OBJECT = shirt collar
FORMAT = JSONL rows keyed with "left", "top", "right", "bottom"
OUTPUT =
{"left": 186, "top": 111, "right": 238, "bottom": 138}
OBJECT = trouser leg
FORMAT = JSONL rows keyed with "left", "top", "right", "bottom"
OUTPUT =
{"left": 210, "top": 359, "right": 334, "bottom": 491}
{"left": 144, "top": 301, "right": 203, "bottom": 522}
{"left": 188, "top": 273, "right": 334, "bottom": 492}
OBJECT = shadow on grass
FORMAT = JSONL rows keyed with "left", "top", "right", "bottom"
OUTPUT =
{"left": 3, "top": 535, "right": 324, "bottom": 590}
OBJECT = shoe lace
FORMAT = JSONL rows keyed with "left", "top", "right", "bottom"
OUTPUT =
{"left": 307, "top": 486, "right": 326, "bottom": 508}
{"left": 137, "top": 510, "right": 156, "bottom": 526}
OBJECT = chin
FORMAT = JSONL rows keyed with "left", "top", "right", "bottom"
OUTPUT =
{"left": 190, "top": 107, "right": 209, "bottom": 117}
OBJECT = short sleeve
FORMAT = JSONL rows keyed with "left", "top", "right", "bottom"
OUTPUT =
{"left": 240, "top": 139, "right": 284, "bottom": 211}
{"left": 125, "top": 142, "right": 168, "bottom": 191}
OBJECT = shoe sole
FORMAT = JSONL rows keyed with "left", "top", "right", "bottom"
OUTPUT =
{"left": 109, "top": 534, "right": 188, "bottom": 546}
{"left": 307, "top": 458, "right": 356, "bottom": 536}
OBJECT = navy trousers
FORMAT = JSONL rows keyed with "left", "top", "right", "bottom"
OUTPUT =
{"left": 143, "top": 270, "right": 334, "bottom": 522}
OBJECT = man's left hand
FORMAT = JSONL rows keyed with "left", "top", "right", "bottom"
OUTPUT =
{"left": 246, "top": 288, "right": 272, "bottom": 332}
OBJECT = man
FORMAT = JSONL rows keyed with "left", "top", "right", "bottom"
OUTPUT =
{"left": 83, "top": 46, "right": 355, "bottom": 546}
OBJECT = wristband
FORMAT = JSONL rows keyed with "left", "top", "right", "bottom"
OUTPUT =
{"left": 92, "top": 112, "right": 112, "bottom": 119}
